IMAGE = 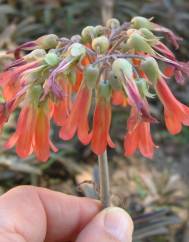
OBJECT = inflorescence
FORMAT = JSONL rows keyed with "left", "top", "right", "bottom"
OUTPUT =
{"left": 0, "top": 16, "right": 189, "bottom": 161}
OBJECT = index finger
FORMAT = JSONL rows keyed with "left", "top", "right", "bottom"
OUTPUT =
{"left": 0, "top": 186, "right": 101, "bottom": 242}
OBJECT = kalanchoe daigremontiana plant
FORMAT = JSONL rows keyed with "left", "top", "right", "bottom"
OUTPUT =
{"left": 0, "top": 17, "right": 189, "bottom": 207}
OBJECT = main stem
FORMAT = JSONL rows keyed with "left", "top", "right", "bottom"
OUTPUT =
{"left": 98, "top": 150, "right": 110, "bottom": 208}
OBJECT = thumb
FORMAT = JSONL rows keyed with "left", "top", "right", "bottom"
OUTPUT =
{"left": 76, "top": 207, "right": 134, "bottom": 242}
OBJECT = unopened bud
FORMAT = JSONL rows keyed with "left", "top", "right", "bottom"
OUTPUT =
{"left": 141, "top": 57, "right": 160, "bottom": 84}
{"left": 99, "top": 80, "right": 112, "bottom": 99}
{"left": 112, "top": 58, "right": 133, "bottom": 80}
{"left": 25, "top": 49, "right": 46, "bottom": 61}
{"left": 81, "top": 26, "right": 95, "bottom": 43}
{"left": 71, "top": 35, "right": 82, "bottom": 43}
{"left": 131, "top": 16, "right": 152, "bottom": 30}
{"left": 84, "top": 64, "right": 99, "bottom": 89}
{"left": 94, "top": 25, "right": 106, "bottom": 37}
{"left": 140, "top": 28, "right": 158, "bottom": 45}
{"left": 29, "top": 84, "right": 42, "bottom": 106}
{"left": 136, "top": 78, "right": 155, "bottom": 98}
{"left": 92, "top": 36, "right": 110, "bottom": 54}
{"left": 25, "top": 66, "right": 46, "bottom": 83}
{"left": 109, "top": 71, "right": 122, "bottom": 90}
{"left": 139, "top": 28, "right": 154, "bottom": 39}
{"left": 44, "top": 53, "right": 59, "bottom": 66}
{"left": 69, "top": 43, "right": 86, "bottom": 58}
{"left": 120, "top": 41, "right": 129, "bottom": 52}
{"left": 106, "top": 18, "right": 120, "bottom": 29}
{"left": 127, "top": 28, "right": 136, "bottom": 36}
{"left": 37, "top": 34, "right": 59, "bottom": 49}
{"left": 127, "top": 33, "right": 154, "bottom": 54}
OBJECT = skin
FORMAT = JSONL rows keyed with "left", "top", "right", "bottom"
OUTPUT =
{"left": 0, "top": 186, "right": 133, "bottom": 242}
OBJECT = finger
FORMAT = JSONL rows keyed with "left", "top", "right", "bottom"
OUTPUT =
{"left": 0, "top": 186, "right": 101, "bottom": 242}
{"left": 76, "top": 207, "right": 133, "bottom": 242}
{"left": 38, "top": 187, "right": 101, "bottom": 242}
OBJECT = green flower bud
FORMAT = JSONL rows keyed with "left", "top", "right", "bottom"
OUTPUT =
{"left": 92, "top": 36, "right": 110, "bottom": 54}
{"left": 141, "top": 57, "right": 160, "bottom": 84}
{"left": 136, "top": 78, "right": 155, "bottom": 98}
{"left": 67, "top": 69, "right": 77, "bottom": 85}
{"left": 139, "top": 28, "right": 158, "bottom": 45}
{"left": 131, "top": 16, "right": 152, "bottom": 30}
{"left": 94, "top": 25, "right": 106, "bottom": 37}
{"left": 25, "top": 49, "right": 46, "bottom": 61}
{"left": 26, "top": 65, "right": 46, "bottom": 83}
{"left": 99, "top": 80, "right": 112, "bottom": 99}
{"left": 109, "top": 71, "right": 122, "bottom": 90}
{"left": 119, "top": 41, "right": 129, "bottom": 52}
{"left": 37, "top": 34, "right": 59, "bottom": 49}
{"left": 81, "top": 26, "right": 95, "bottom": 43}
{"left": 69, "top": 43, "right": 86, "bottom": 58}
{"left": 106, "top": 18, "right": 120, "bottom": 29}
{"left": 29, "top": 84, "right": 43, "bottom": 106}
{"left": 127, "top": 33, "right": 155, "bottom": 54}
{"left": 44, "top": 53, "right": 59, "bottom": 66}
{"left": 84, "top": 64, "right": 99, "bottom": 89}
{"left": 140, "top": 28, "right": 154, "bottom": 39}
{"left": 112, "top": 58, "right": 133, "bottom": 80}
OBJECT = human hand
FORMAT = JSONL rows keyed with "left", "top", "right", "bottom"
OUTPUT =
{"left": 0, "top": 186, "right": 133, "bottom": 242}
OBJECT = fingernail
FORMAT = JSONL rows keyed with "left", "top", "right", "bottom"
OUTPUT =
{"left": 104, "top": 207, "right": 133, "bottom": 242}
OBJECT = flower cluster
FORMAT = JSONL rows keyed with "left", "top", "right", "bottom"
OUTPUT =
{"left": 0, "top": 17, "right": 189, "bottom": 161}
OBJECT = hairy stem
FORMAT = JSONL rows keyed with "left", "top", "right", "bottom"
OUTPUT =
{"left": 98, "top": 150, "right": 110, "bottom": 208}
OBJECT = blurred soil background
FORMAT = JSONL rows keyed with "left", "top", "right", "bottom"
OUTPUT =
{"left": 0, "top": 0, "right": 189, "bottom": 241}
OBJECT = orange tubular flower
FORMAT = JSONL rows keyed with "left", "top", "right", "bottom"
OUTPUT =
{"left": 53, "top": 100, "right": 68, "bottom": 126}
{"left": 0, "top": 101, "right": 16, "bottom": 130}
{"left": 33, "top": 106, "right": 56, "bottom": 161}
{"left": 59, "top": 84, "right": 92, "bottom": 145}
{"left": 156, "top": 78, "right": 189, "bottom": 134}
{"left": 124, "top": 108, "right": 155, "bottom": 158}
{"left": 91, "top": 96, "right": 115, "bottom": 155}
{"left": 112, "top": 90, "right": 128, "bottom": 106}
{"left": 5, "top": 105, "right": 37, "bottom": 158}
{"left": 72, "top": 57, "right": 91, "bottom": 92}
{"left": 5, "top": 102, "right": 57, "bottom": 161}
{"left": 0, "top": 62, "right": 38, "bottom": 101}
{"left": 53, "top": 80, "right": 72, "bottom": 126}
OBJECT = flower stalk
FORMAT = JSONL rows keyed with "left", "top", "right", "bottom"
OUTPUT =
{"left": 98, "top": 150, "right": 110, "bottom": 208}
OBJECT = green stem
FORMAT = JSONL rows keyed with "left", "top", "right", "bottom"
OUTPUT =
{"left": 98, "top": 150, "right": 110, "bottom": 208}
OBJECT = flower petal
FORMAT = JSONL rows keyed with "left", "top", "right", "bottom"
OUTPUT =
{"left": 91, "top": 99, "right": 113, "bottom": 155}
{"left": 138, "top": 122, "right": 155, "bottom": 158}
{"left": 34, "top": 107, "right": 50, "bottom": 161}
{"left": 124, "top": 128, "right": 139, "bottom": 157}
{"left": 16, "top": 107, "right": 37, "bottom": 158}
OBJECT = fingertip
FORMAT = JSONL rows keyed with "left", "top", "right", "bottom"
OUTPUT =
{"left": 76, "top": 207, "right": 134, "bottom": 242}
{"left": 104, "top": 207, "right": 134, "bottom": 242}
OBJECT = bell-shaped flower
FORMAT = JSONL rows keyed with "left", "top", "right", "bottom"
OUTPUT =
{"left": 124, "top": 108, "right": 156, "bottom": 158}
{"left": 59, "top": 83, "right": 92, "bottom": 145}
{"left": 155, "top": 77, "right": 189, "bottom": 134}
{"left": 5, "top": 86, "right": 57, "bottom": 161}
{"left": 90, "top": 80, "right": 115, "bottom": 155}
